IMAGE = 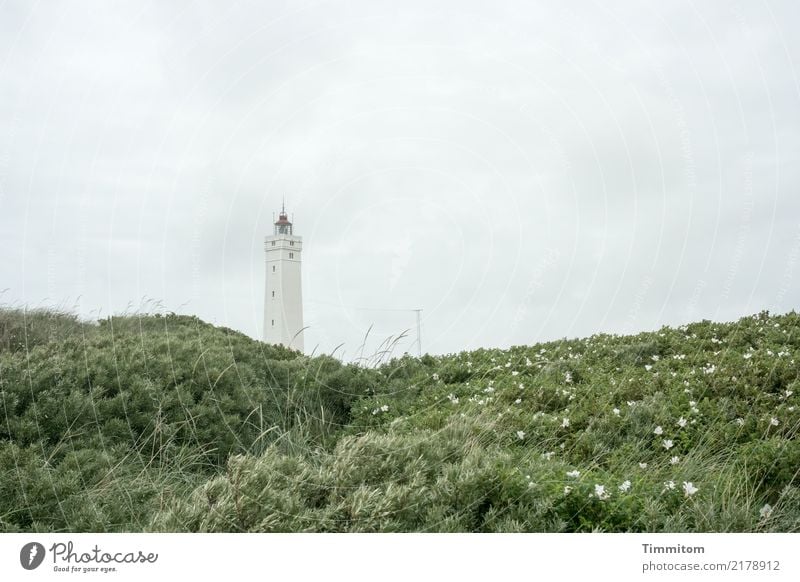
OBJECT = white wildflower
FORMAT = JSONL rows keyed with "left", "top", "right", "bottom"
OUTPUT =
{"left": 663, "top": 480, "right": 676, "bottom": 491}
{"left": 562, "top": 417, "right": 570, "bottom": 428}
{"left": 516, "top": 430, "right": 526, "bottom": 440}
{"left": 735, "top": 417, "right": 745, "bottom": 426}
{"left": 566, "top": 470, "right": 580, "bottom": 478}
{"left": 594, "top": 484, "right": 609, "bottom": 500}
{"left": 638, "top": 462, "right": 648, "bottom": 469}
{"left": 670, "top": 456, "right": 680, "bottom": 465}
{"left": 563, "top": 486, "right": 572, "bottom": 495}
{"left": 542, "top": 451, "right": 554, "bottom": 460}
{"left": 683, "top": 481, "right": 698, "bottom": 497}
{"left": 654, "top": 426, "right": 663, "bottom": 435}
{"left": 759, "top": 504, "right": 773, "bottom": 519}
{"left": 770, "top": 417, "right": 780, "bottom": 426}
{"left": 612, "top": 408, "right": 620, "bottom": 416}
{"left": 619, "top": 480, "right": 632, "bottom": 493}
{"left": 677, "top": 417, "right": 687, "bottom": 428}
{"left": 663, "top": 439, "right": 674, "bottom": 450}
{"left": 432, "top": 373, "right": 439, "bottom": 381}
{"left": 514, "top": 398, "right": 522, "bottom": 404}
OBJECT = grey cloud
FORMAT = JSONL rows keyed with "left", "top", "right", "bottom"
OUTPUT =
{"left": 2, "top": 0, "right": 799, "bottom": 358}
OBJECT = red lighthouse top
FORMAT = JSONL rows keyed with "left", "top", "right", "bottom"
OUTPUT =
{"left": 274, "top": 203, "right": 293, "bottom": 235}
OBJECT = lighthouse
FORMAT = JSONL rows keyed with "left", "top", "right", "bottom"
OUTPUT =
{"left": 264, "top": 204, "right": 304, "bottom": 352}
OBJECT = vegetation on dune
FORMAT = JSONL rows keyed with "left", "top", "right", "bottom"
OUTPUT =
{"left": 0, "top": 307, "right": 798, "bottom": 532}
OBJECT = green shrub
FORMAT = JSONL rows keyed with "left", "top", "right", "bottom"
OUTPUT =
{"left": 2, "top": 307, "right": 800, "bottom": 532}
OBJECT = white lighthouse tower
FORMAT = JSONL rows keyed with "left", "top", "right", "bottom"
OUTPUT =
{"left": 264, "top": 204, "right": 304, "bottom": 352}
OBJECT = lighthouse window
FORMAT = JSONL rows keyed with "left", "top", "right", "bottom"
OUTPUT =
{"left": 290, "top": 241, "right": 294, "bottom": 246}
{"left": 271, "top": 241, "right": 275, "bottom": 246}
{"left": 271, "top": 291, "right": 275, "bottom": 297}
{"left": 271, "top": 320, "right": 274, "bottom": 326}
{"left": 289, "top": 252, "right": 294, "bottom": 259}
{"left": 272, "top": 266, "right": 276, "bottom": 272}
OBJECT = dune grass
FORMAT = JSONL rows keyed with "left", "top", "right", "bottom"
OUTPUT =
{"left": 0, "top": 307, "right": 798, "bottom": 532}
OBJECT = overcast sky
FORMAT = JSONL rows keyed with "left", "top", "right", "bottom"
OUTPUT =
{"left": 2, "top": 1, "right": 799, "bottom": 359}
